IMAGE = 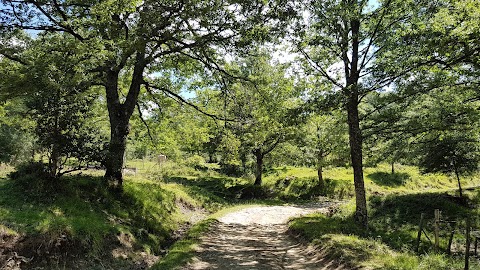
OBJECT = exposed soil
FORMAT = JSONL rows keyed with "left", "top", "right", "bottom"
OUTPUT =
{"left": 183, "top": 201, "right": 345, "bottom": 270}
{"left": 0, "top": 230, "right": 157, "bottom": 270}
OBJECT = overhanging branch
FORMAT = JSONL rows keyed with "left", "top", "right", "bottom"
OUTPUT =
{"left": 136, "top": 102, "right": 155, "bottom": 142}
{"left": 143, "top": 80, "right": 235, "bottom": 122}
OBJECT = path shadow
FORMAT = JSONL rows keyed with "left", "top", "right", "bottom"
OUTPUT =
{"left": 184, "top": 222, "right": 344, "bottom": 270}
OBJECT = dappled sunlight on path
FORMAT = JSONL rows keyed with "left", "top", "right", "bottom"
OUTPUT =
{"left": 184, "top": 202, "right": 345, "bottom": 270}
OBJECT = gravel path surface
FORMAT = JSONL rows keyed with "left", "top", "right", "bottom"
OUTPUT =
{"left": 183, "top": 201, "right": 343, "bottom": 270}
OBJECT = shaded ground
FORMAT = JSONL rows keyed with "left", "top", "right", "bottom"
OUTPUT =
{"left": 184, "top": 202, "right": 344, "bottom": 270}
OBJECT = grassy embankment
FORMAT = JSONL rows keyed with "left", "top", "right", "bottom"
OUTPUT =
{"left": 273, "top": 164, "right": 480, "bottom": 269}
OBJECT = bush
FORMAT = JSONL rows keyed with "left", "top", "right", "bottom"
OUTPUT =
{"left": 9, "top": 162, "right": 50, "bottom": 180}
{"left": 8, "top": 162, "right": 57, "bottom": 196}
{"left": 183, "top": 155, "right": 206, "bottom": 168}
{"left": 183, "top": 155, "right": 209, "bottom": 171}
{"left": 238, "top": 185, "right": 268, "bottom": 199}
{"left": 219, "top": 162, "right": 243, "bottom": 177}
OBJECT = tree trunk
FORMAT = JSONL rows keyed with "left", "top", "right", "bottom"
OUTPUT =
{"left": 104, "top": 116, "right": 129, "bottom": 189}
{"left": 347, "top": 97, "right": 368, "bottom": 228}
{"left": 104, "top": 69, "right": 124, "bottom": 189}
{"left": 103, "top": 50, "right": 146, "bottom": 190}
{"left": 254, "top": 149, "right": 263, "bottom": 186}
{"left": 454, "top": 162, "right": 463, "bottom": 198}
{"left": 391, "top": 161, "right": 395, "bottom": 174}
{"left": 344, "top": 13, "right": 368, "bottom": 228}
{"left": 317, "top": 165, "right": 325, "bottom": 193}
{"left": 317, "top": 151, "right": 325, "bottom": 193}
{"left": 49, "top": 100, "right": 61, "bottom": 178}
{"left": 49, "top": 145, "right": 60, "bottom": 178}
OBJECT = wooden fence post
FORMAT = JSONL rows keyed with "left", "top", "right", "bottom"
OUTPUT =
{"left": 434, "top": 209, "right": 440, "bottom": 252}
{"left": 416, "top": 213, "right": 425, "bottom": 253}
{"left": 465, "top": 217, "right": 471, "bottom": 270}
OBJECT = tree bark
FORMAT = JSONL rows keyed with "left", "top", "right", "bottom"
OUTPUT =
{"left": 104, "top": 49, "right": 146, "bottom": 190}
{"left": 317, "top": 151, "right": 325, "bottom": 193}
{"left": 49, "top": 146, "right": 60, "bottom": 179}
{"left": 49, "top": 97, "right": 61, "bottom": 179}
{"left": 317, "top": 166, "right": 325, "bottom": 192}
{"left": 454, "top": 162, "right": 463, "bottom": 198}
{"left": 347, "top": 95, "right": 368, "bottom": 228}
{"left": 104, "top": 115, "right": 129, "bottom": 189}
{"left": 254, "top": 149, "right": 264, "bottom": 186}
{"left": 344, "top": 13, "right": 368, "bottom": 228}
{"left": 104, "top": 69, "right": 126, "bottom": 189}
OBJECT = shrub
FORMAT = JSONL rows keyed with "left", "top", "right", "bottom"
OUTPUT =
{"left": 9, "top": 161, "right": 50, "bottom": 180}
{"left": 238, "top": 185, "right": 268, "bottom": 199}
{"left": 219, "top": 162, "right": 244, "bottom": 177}
{"left": 183, "top": 155, "right": 206, "bottom": 168}
{"left": 183, "top": 155, "right": 209, "bottom": 171}
{"left": 8, "top": 162, "right": 58, "bottom": 197}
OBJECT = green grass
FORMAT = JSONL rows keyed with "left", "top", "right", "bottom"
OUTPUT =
{"left": 152, "top": 218, "right": 217, "bottom": 270}
{"left": 263, "top": 164, "right": 479, "bottom": 200}
{"left": 0, "top": 171, "right": 234, "bottom": 267}
{"left": 149, "top": 163, "right": 480, "bottom": 269}
{"left": 280, "top": 164, "right": 480, "bottom": 269}
{"left": 0, "top": 161, "right": 285, "bottom": 268}
{"left": 0, "top": 177, "right": 179, "bottom": 252}
{"left": 290, "top": 210, "right": 479, "bottom": 269}
{"left": 289, "top": 192, "right": 480, "bottom": 269}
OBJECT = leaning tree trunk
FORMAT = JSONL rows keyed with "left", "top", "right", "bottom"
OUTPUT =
{"left": 254, "top": 149, "right": 264, "bottom": 186}
{"left": 453, "top": 162, "right": 463, "bottom": 198}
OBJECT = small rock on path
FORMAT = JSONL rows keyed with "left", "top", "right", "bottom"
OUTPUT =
{"left": 183, "top": 201, "right": 343, "bottom": 270}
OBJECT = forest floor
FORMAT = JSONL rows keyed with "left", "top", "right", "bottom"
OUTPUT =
{"left": 182, "top": 201, "right": 344, "bottom": 270}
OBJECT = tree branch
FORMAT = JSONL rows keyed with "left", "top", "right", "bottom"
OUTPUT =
{"left": 0, "top": 52, "right": 28, "bottom": 65}
{"left": 143, "top": 80, "right": 234, "bottom": 122}
{"left": 298, "top": 47, "right": 344, "bottom": 89}
{"left": 136, "top": 101, "right": 155, "bottom": 142}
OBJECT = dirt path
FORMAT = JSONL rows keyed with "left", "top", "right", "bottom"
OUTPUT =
{"left": 183, "top": 201, "right": 342, "bottom": 270}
